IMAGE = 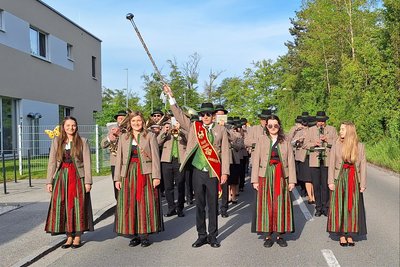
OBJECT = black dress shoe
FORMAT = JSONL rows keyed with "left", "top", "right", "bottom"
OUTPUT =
{"left": 231, "top": 200, "right": 238, "bottom": 205}
{"left": 347, "top": 238, "right": 355, "bottom": 246}
{"left": 61, "top": 243, "right": 72, "bottom": 249}
{"left": 208, "top": 237, "right": 220, "bottom": 248}
{"left": 323, "top": 210, "right": 328, "bottom": 217}
{"left": 141, "top": 239, "right": 152, "bottom": 247}
{"left": 129, "top": 237, "right": 141, "bottom": 247}
{"left": 315, "top": 211, "right": 322, "bottom": 217}
{"left": 339, "top": 241, "right": 348, "bottom": 247}
{"left": 71, "top": 243, "right": 82, "bottom": 249}
{"left": 307, "top": 200, "right": 315, "bottom": 204}
{"left": 177, "top": 210, "right": 185, "bottom": 217}
{"left": 263, "top": 239, "right": 274, "bottom": 248}
{"left": 276, "top": 237, "right": 288, "bottom": 247}
{"left": 192, "top": 238, "right": 208, "bottom": 248}
{"left": 164, "top": 210, "right": 177, "bottom": 217}
{"left": 221, "top": 211, "right": 229, "bottom": 218}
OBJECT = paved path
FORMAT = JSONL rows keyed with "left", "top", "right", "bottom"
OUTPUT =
{"left": 1, "top": 165, "right": 399, "bottom": 267}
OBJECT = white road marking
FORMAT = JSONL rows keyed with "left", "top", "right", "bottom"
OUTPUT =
{"left": 321, "top": 249, "right": 341, "bottom": 267}
{"left": 292, "top": 187, "right": 314, "bottom": 221}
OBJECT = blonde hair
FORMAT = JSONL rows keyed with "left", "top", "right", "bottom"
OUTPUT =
{"left": 341, "top": 121, "right": 359, "bottom": 163}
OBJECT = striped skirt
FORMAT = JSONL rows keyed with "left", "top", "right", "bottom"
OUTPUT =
{"left": 115, "top": 158, "right": 163, "bottom": 236}
{"left": 327, "top": 165, "right": 363, "bottom": 234}
{"left": 252, "top": 162, "right": 294, "bottom": 233}
{"left": 45, "top": 163, "right": 94, "bottom": 235}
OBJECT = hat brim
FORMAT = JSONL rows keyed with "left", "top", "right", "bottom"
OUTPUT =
{"left": 199, "top": 108, "right": 215, "bottom": 114}
{"left": 315, "top": 116, "right": 329, "bottom": 121}
{"left": 114, "top": 114, "right": 126, "bottom": 120}
{"left": 258, "top": 114, "right": 270, "bottom": 119}
{"left": 215, "top": 109, "right": 228, "bottom": 114}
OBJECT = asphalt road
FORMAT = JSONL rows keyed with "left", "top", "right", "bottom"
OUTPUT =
{"left": 31, "top": 165, "right": 399, "bottom": 267}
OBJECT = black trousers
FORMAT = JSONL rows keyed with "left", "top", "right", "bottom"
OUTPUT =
{"left": 239, "top": 158, "right": 246, "bottom": 189}
{"left": 162, "top": 159, "right": 185, "bottom": 212}
{"left": 110, "top": 165, "right": 118, "bottom": 201}
{"left": 192, "top": 168, "right": 219, "bottom": 239}
{"left": 185, "top": 166, "right": 194, "bottom": 202}
{"left": 220, "top": 182, "right": 229, "bottom": 213}
{"left": 311, "top": 165, "right": 329, "bottom": 212}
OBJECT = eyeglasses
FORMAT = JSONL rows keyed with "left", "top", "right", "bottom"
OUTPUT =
{"left": 199, "top": 112, "right": 213, "bottom": 117}
{"left": 267, "top": 124, "right": 280, "bottom": 129}
{"left": 152, "top": 114, "right": 162, "bottom": 117}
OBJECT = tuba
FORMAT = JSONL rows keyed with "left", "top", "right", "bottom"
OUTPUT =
{"left": 145, "top": 112, "right": 171, "bottom": 130}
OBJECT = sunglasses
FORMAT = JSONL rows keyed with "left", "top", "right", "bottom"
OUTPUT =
{"left": 199, "top": 112, "right": 213, "bottom": 117}
{"left": 152, "top": 114, "right": 162, "bottom": 117}
{"left": 267, "top": 124, "right": 280, "bottom": 129}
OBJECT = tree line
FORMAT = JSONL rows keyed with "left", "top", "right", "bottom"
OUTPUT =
{"left": 96, "top": 0, "right": 399, "bottom": 168}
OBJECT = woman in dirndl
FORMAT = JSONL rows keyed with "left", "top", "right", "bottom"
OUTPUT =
{"left": 327, "top": 121, "right": 367, "bottom": 246}
{"left": 45, "top": 116, "right": 94, "bottom": 249}
{"left": 114, "top": 111, "right": 163, "bottom": 247}
{"left": 251, "top": 115, "right": 297, "bottom": 248}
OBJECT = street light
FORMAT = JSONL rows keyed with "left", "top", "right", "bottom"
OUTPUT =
{"left": 124, "top": 68, "right": 129, "bottom": 108}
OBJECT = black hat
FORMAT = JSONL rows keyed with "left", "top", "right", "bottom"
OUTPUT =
{"left": 227, "top": 116, "right": 234, "bottom": 124}
{"left": 258, "top": 109, "right": 272, "bottom": 119}
{"left": 151, "top": 108, "right": 164, "bottom": 116}
{"left": 240, "top": 118, "right": 247, "bottom": 126}
{"left": 308, "top": 116, "right": 317, "bottom": 126}
{"left": 233, "top": 117, "right": 241, "bottom": 124}
{"left": 301, "top": 111, "right": 309, "bottom": 119}
{"left": 199, "top": 103, "right": 214, "bottom": 113}
{"left": 214, "top": 104, "right": 228, "bottom": 114}
{"left": 315, "top": 111, "right": 329, "bottom": 121}
{"left": 295, "top": 115, "right": 302, "bottom": 123}
{"left": 114, "top": 110, "right": 127, "bottom": 120}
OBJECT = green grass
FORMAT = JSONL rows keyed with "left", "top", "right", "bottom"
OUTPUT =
{"left": 365, "top": 138, "right": 400, "bottom": 173}
{"left": 1, "top": 156, "right": 111, "bottom": 181}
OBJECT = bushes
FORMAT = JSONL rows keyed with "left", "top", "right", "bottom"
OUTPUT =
{"left": 365, "top": 138, "right": 400, "bottom": 173}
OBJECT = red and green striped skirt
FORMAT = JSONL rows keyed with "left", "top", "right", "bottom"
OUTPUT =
{"left": 45, "top": 163, "right": 94, "bottom": 235}
{"left": 252, "top": 162, "right": 294, "bottom": 233}
{"left": 115, "top": 158, "right": 163, "bottom": 236}
{"left": 327, "top": 164, "right": 360, "bottom": 233}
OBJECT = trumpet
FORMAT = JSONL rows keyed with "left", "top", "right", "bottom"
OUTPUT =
{"left": 171, "top": 128, "right": 180, "bottom": 138}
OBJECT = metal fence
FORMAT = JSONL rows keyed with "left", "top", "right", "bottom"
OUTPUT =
{"left": 6, "top": 124, "right": 110, "bottom": 175}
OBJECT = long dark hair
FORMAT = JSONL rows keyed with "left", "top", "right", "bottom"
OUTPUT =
{"left": 56, "top": 116, "right": 83, "bottom": 161}
{"left": 266, "top": 115, "right": 286, "bottom": 143}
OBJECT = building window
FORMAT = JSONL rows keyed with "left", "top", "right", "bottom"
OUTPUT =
{"left": 91, "top": 56, "right": 96, "bottom": 78}
{"left": 59, "top": 106, "right": 73, "bottom": 122}
{"left": 0, "top": 9, "right": 4, "bottom": 31}
{"left": 30, "top": 27, "right": 47, "bottom": 58}
{"left": 67, "top": 43, "right": 73, "bottom": 60}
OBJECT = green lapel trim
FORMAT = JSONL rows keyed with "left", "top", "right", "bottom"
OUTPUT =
{"left": 124, "top": 135, "right": 132, "bottom": 174}
{"left": 179, "top": 143, "right": 198, "bottom": 172}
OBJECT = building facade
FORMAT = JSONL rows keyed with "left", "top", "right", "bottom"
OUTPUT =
{"left": 0, "top": 0, "right": 102, "bottom": 154}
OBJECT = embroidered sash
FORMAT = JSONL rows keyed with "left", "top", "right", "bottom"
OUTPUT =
{"left": 194, "top": 121, "right": 222, "bottom": 196}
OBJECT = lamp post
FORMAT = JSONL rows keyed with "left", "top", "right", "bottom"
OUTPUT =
{"left": 124, "top": 68, "right": 129, "bottom": 108}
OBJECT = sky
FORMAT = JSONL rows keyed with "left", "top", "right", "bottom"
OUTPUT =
{"left": 41, "top": 0, "right": 302, "bottom": 102}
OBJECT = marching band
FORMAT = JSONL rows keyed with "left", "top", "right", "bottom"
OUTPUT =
{"left": 45, "top": 85, "right": 367, "bottom": 250}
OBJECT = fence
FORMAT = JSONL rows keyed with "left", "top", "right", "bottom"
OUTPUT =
{"left": 1, "top": 124, "right": 110, "bottom": 181}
